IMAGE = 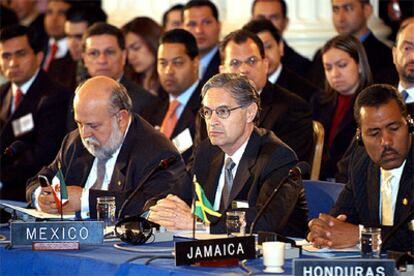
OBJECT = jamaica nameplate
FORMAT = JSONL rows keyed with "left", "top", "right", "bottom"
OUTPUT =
{"left": 175, "top": 235, "right": 256, "bottom": 266}
{"left": 11, "top": 221, "right": 104, "bottom": 246}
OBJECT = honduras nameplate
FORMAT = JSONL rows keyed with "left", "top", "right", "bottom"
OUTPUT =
{"left": 293, "top": 259, "right": 395, "bottom": 276}
{"left": 175, "top": 235, "right": 256, "bottom": 266}
{"left": 11, "top": 221, "right": 104, "bottom": 246}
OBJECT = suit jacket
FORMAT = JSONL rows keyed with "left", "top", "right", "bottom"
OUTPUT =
{"left": 199, "top": 49, "right": 220, "bottom": 87}
{"left": 282, "top": 41, "right": 312, "bottom": 80}
{"left": 316, "top": 94, "right": 357, "bottom": 180}
{"left": 331, "top": 140, "right": 414, "bottom": 253}
{"left": 178, "top": 127, "right": 308, "bottom": 237}
{"left": 260, "top": 82, "right": 314, "bottom": 163}
{"left": 308, "top": 31, "right": 398, "bottom": 89}
{"left": 0, "top": 70, "right": 70, "bottom": 200}
{"left": 275, "top": 66, "right": 321, "bottom": 106}
{"left": 120, "top": 76, "right": 156, "bottom": 115}
{"left": 26, "top": 113, "right": 188, "bottom": 218}
{"left": 47, "top": 52, "right": 77, "bottom": 92}
{"left": 141, "top": 82, "right": 202, "bottom": 163}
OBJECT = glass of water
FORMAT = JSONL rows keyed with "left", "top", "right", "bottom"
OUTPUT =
{"left": 96, "top": 196, "right": 116, "bottom": 230}
{"left": 360, "top": 227, "right": 382, "bottom": 258}
{"left": 226, "top": 210, "right": 246, "bottom": 237}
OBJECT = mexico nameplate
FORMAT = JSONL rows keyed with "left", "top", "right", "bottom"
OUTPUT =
{"left": 10, "top": 221, "right": 104, "bottom": 246}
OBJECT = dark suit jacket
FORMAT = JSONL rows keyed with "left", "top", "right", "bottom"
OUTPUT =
{"left": 275, "top": 66, "right": 321, "bottom": 106}
{"left": 178, "top": 127, "right": 308, "bottom": 237}
{"left": 308, "top": 31, "right": 398, "bottom": 89}
{"left": 199, "top": 49, "right": 220, "bottom": 87}
{"left": 120, "top": 76, "right": 156, "bottom": 115}
{"left": 282, "top": 41, "right": 312, "bottom": 80}
{"left": 26, "top": 113, "right": 188, "bottom": 218}
{"left": 141, "top": 82, "right": 202, "bottom": 163}
{"left": 47, "top": 52, "right": 77, "bottom": 92}
{"left": 0, "top": 70, "right": 70, "bottom": 200}
{"left": 260, "top": 82, "right": 314, "bottom": 163}
{"left": 331, "top": 140, "right": 414, "bottom": 253}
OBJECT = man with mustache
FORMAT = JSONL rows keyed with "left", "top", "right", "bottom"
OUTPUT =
{"left": 308, "top": 84, "right": 414, "bottom": 253}
{"left": 26, "top": 76, "right": 187, "bottom": 218}
{"left": 149, "top": 73, "right": 308, "bottom": 237}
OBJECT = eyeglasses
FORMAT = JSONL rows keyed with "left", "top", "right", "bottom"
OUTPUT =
{"left": 227, "top": 56, "right": 262, "bottom": 70}
{"left": 199, "top": 105, "right": 244, "bottom": 119}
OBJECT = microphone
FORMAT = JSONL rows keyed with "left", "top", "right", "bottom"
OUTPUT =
{"left": 0, "top": 140, "right": 26, "bottom": 166}
{"left": 117, "top": 155, "right": 178, "bottom": 219}
{"left": 249, "top": 161, "right": 310, "bottom": 235}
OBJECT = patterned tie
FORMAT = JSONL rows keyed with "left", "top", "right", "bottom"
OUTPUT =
{"left": 43, "top": 42, "right": 58, "bottom": 71}
{"left": 401, "top": 90, "right": 409, "bottom": 102}
{"left": 91, "top": 158, "right": 108, "bottom": 190}
{"left": 160, "top": 100, "right": 180, "bottom": 138}
{"left": 381, "top": 171, "right": 394, "bottom": 226}
{"left": 221, "top": 157, "right": 236, "bottom": 209}
{"left": 13, "top": 88, "right": 23, "bottom": 112}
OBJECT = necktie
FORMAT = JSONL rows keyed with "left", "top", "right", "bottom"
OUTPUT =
{"left": 91, "top": 158, "right": 108, "bottom": 190}
{"left": 160, "top": 100, "right": 180, "bottom": 138}
{"left": 13, "top": 88, "right": 23, "bottom": 112}
{"left": 43, "top": 42, "right": 58, "bottom": 71}
{"left": 221, "top": 157, "right": 236, "bottom": 209}
{"left": 381, "top": 171, "right": 394, "bottom": 226}
{"left": 401, "top": 90, "right": 409, "bottom": 102}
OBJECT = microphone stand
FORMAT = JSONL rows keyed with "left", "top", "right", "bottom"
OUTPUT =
{"left": 192, "top": 175, "right": 197, "bottom": 240}
{"left": 59, "top": 161, "right": 63, "bottom": 221}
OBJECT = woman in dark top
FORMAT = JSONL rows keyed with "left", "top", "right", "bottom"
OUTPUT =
{"left": 316, "top": 34, "right": 373, "bottom": 181}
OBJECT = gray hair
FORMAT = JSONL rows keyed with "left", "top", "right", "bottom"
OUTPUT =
{"left": 201, "top": 73, "right": 261, "bottom": 121}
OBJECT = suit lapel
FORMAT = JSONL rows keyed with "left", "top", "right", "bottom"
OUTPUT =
{"left": 0, "top": 85, "right": 12, "bottom": 129}
{"left": 367, "top": 162, "right": 381, "bottom": 224}
{"left": 200, "top": 148, "right": 224, "bottom": 203}
{"left": 259, "top": 82, "right": 274, "bottom": 125}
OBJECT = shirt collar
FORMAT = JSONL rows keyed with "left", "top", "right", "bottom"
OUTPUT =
{"left": 359, "top": 30, "right": 371, "bottom": 43}
{"left": 224, "top": 137, "right": 249, "bottom": 167}
{"left": 12, "top": 69, "right": 40, "bottom": 95}
{"left": 268, "top": 64, "right": 283, "bottom": 84}
{"left": 398, "top": 83, "right": 414, "bottom": 103}
{"left": 48, "top": 37, "right": 69, "bottom": 59}
{"left": 200, "top": 46, "right": 218, "bottom": 77}
{"left": 380, "top": 160, "right": 406, "bottom": 182}
{"left": 169, "top": 80, "right": 199, "bottom": 106}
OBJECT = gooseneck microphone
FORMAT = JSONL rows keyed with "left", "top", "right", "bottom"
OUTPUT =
{"left": 249, "top": 161, "right": 310, "bottom": 235}
{"left": 117, "top": 156, "right": 177, "bottom": 219}
{"left": 0, "top": 140, "right": 27, "bottom": 166}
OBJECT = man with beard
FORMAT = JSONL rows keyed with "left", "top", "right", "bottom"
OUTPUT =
{"left": 26, "top": 76, "right": 187, "bottom": 218}
{"left": 308, "top": 84, "right": 414, "bottom": 253}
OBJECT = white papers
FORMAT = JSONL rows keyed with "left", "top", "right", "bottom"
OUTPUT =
{"left": 0, "top": 202, "right": 75, "bottom": 220}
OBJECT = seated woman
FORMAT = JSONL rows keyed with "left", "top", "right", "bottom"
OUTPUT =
{"left": 315, "top": 34, "right": 373, "bottom": 181}
{"left": 122, "top": 17, "right": 163, "bottom": 97}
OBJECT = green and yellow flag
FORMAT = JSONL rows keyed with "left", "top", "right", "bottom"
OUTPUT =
{"left": 193, "top": 176, "right": 221, "bottom": 224}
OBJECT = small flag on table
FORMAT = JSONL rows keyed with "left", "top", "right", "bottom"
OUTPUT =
{"left": 193, "top": 176, "right": 221, "bottom": 224}
{"left": 51, "top": 162, "right": 69, "bottom": 211}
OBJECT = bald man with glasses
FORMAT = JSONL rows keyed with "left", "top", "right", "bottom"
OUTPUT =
{"left": 148, "top": 73, "right": 308, "bottom": 237}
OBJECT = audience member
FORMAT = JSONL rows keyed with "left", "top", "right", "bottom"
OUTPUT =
{"left": 82, "top": 22, "right": 155, "bottom": 117}
{"left": 122, "top": 17, "right": 163, "bottom": 96}
{"left": 141, "top": 29, "right": 201, "bottom": 163}
{"left": 308, "top": 84, "right": 413, "bottom": 253}
{"left": 26, "top": 76, "right": 187, "bottom": 218}
{"left": 316, "top": 34, "right": 372, "bottom": 181}
{"left": 149, "top": 73, "right": 308, "bottom": 237}
{"left": 0, "top": 25, "right": 70, "bottom": 201}
{"left": 162, "top": 4, "right": 184, "bottom": 31}
{"left": 183, "top": 0, "right": 221, "bottom": 87}
{"left": 251, "top": 0, "right": 311, "bottom": 79}
{"left": 42, "top": 0, "right": 77, "bottom": 91}
{"left": 215, "top": 29, "right": 314, "bottom": 163}
{"left": 243, "top": 19, "right": 321, "bottom": 104}
{"left": 309, "top": 0, "right": 398, "bottom": 89}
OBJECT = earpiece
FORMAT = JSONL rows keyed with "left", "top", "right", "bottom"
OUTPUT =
{"left": 407, "top": 115, "right": 414, "bottom": 133}
{"left": 356, "top": 128, "right": 363, "bottom": 146}
{"left": 114, "top": 215, "right": 153, "bottom": 245}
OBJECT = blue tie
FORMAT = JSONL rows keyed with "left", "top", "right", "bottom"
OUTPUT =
{"left": 401, "top": 90, "right": 409, "bottom": 102}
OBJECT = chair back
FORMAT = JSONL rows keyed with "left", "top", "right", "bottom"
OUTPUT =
{"left": 311, "top": 120, "right": 324, "bottom": 180}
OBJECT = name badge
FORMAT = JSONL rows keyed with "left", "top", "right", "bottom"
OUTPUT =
{"left": 12, "top": 113, "right": 34, "bottom": 137}
{"left": 172, "top": 128, "right": 193, "bottom": 153}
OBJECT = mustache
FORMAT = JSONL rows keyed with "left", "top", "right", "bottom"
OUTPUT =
{"left": 380, "top": 146, "right": 398, "bottom": 158}
{"left": 83, "top": 136, "right": 100, "bottom": 147}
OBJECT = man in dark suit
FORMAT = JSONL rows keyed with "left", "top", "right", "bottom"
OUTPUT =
{"left": 251, "top": 0, "right": 311, "bottom": 80}
{"left": 0, "top": 25, "right": 70, "bottom": 201}
{"left": 308, "top": 84, "right": 413, "bottom": 252}
{"left": 81, "top": 23, "right": 155, "bottom": 119}
{"left": 308, "top": 0, "right": 398, "bottom": 89}
{"left": 183, "top": 0, "right": 221, "bottom": 87}
{"left": 217, "top": 29, "right": 314, "bottom": 163}
{"left": 149, "top": 73, "right": 308, "bottom": 237}
{"left": 243, "top": 19, "right": 321, "bottom": 104}
{"left": 26, "top": 76, "right": 187, "bottom": 218}
{"left": 141, "top": 29, "right": 201, "bottom": 163}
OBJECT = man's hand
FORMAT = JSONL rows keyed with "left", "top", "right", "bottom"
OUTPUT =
{"left": 37, "top": 185, "right": 82, "bottom": 214}
{"left": 149, "top": 194, "right": 194, "bottom": 230}
{"left": 307, "top": 213, "right": 359, "bottom": 249}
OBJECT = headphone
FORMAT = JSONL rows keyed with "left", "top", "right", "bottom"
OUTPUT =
{"left": 114, "top": 215, "right": 153, "bottom": 245}
{"left": 356, "top": 115, "right": 414, "bottom": 146}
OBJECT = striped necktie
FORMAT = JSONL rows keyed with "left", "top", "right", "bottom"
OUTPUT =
{"left": 221, "top": 157, "right": 236, "bottom": 209}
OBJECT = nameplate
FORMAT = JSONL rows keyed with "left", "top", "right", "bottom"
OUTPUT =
{"left": 11, "top": 221, "right": 104, "bottom": 246}
{"left": 175, "top": 235, "right": 256, "bottom": 266}
{"left": 293, "top": 259, "right": 395, "bottom": 276}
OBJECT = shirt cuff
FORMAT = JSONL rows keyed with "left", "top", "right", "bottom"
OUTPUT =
{"left": 80, "top": 188, "right": 90, "bottom": 219}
